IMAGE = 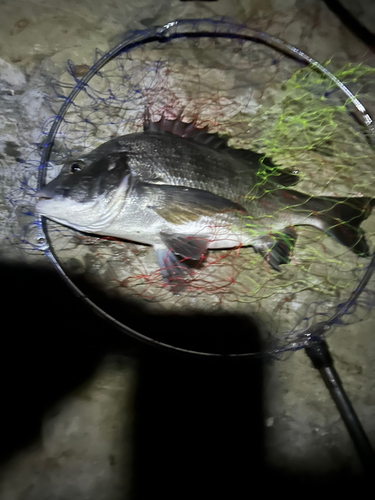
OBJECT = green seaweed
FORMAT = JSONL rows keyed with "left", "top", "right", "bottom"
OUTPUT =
{"left": 235, "top": 62, "right": 375, "bottom": 305}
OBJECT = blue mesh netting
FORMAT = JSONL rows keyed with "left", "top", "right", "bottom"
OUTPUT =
{"left": 9, "top": 19, "right": 375, "bottom": 354}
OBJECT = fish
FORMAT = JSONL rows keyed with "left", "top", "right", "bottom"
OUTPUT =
{"left": 36, "top": 112, "right": 374, "bottom": 291}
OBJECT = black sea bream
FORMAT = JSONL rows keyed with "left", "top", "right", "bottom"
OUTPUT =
{"left": 36, "top": 114, "right": 374, "bottom": 289}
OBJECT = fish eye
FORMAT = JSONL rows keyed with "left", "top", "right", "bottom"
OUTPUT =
{"left": 70, "top": 162, "right": 82, "bottom": 173}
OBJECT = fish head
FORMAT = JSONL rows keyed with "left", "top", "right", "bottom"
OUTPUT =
{"left": 36, "top": 151, "right": 133, "bottom": 232}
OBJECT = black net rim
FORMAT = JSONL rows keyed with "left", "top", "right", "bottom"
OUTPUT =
{"left": 36, "top": 18, "right": 375, "bottom": 357}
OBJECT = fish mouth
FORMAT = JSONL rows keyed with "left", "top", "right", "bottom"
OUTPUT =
{"left": 35, "top": 195, "right": 54, "bottom": 214}
{"left": 37, "top": 184, "right": 60, "bottom": 200}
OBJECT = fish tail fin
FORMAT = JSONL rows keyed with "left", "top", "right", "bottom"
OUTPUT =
{"left": 313, "top": 196, "right": 374, "bottom": 256}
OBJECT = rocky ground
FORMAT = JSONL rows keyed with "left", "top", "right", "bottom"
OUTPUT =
{"left": 0, "top": 1, "right": 374, "bottom": 498}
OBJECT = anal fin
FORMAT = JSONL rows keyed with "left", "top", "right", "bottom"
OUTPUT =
{"left": 253, "top": 227, "right": 297, "bottom": 271}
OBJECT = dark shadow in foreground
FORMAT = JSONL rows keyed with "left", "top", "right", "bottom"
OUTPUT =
{"left": 0, "top": 261, "right": 371, "bottom": 497}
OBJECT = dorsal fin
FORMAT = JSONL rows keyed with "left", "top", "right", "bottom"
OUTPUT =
{"left": 143, "top": 108, "right": 229, "bottom": 150}
{"left": 143, "top": 109, "right": 299, "bottom": 187}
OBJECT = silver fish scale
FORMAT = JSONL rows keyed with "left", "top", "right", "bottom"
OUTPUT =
{"left": 118, "top": 133, "right": 254, "bottom": 203}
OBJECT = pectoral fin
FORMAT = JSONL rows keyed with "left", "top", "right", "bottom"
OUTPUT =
{"left": 142, "top": 183, "right": 245, "bottom": 225}
{"left": 155, "top": 244, "right": 197, "bottom": 293}
{"left": 160, "top": 232, "right": 209, "bottom": 260}
{"left": 155, "top": 234, "right": 210, "bottom": 292}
